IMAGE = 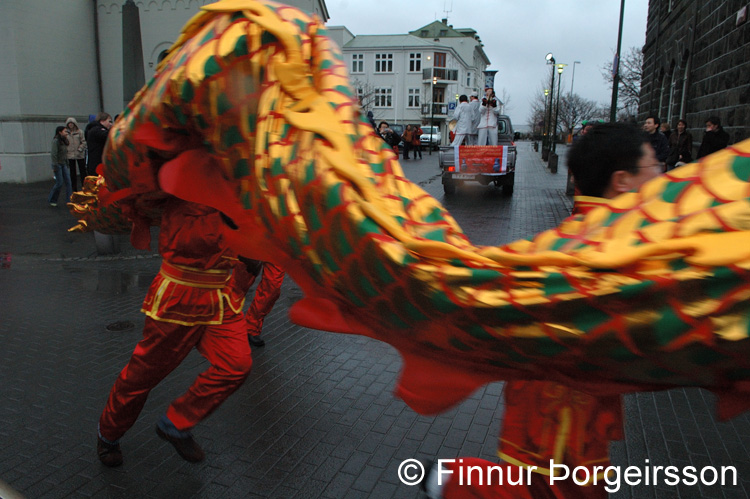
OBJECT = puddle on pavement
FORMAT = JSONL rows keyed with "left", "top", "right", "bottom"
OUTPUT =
{"left": 66, "top": 267, "right": 155, "bottom": 295}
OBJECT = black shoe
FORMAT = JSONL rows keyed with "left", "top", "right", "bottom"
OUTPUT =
{"left": 155, "top": 425, "right": 205, "bottom": 463}
{"left": 248, "top": 334, "right": 265, "bottom": 347}
{"left": 97, "top": 437, "right": 123, "bottom": 467}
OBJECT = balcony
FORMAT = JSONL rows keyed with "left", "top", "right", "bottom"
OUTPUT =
{"left": 421, "top": 103, "right": 449, "bottom": 116}
{"left": 422, "top": 67, "right": 458, "bottom": 82}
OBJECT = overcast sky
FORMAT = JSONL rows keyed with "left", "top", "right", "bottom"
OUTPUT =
{"left": 326, "top": 0, "right": 649, "bottom": 127}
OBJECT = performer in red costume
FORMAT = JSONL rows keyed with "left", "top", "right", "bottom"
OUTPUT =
{"left": 426, "top": 123, "right": 662, "bottom": 498}
{"left": 96, "top": 198, "right": 254, "bottom": 467}
{"left": 244, "top": 262, "right": 285, "bottom": 347}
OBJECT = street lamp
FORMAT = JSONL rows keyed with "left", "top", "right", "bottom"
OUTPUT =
{"left": 542, "top": 89, "right": 550, "bottom": 146}
{"left": 570, "top": 61, "right": 580, "bottom": 98}
{"left": 543, "top": 53, "right": 555, "bottom": 160}
{"left": 430, "top": 75, "right": 437, "bottom": 155}
{"left": 552, "top": 63, "right": 566, "bottom": 155}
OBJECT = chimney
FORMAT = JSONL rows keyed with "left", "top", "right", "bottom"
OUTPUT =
{"left": 442, "top": 18, "right": 448, "bottom": 24}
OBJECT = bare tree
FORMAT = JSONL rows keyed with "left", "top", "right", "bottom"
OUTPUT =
{"left": 527, "top": 83, "right": 551, "bottom": 138}
{"left": 351, "top": 78, "right": 377, "bottom": 114}
{"left": 558, "top": 94, "right": 600, "bottom": 136}
{"left": 497, "top": 87, "right": 512, "bottom": 114}
{"left": 602, "top": 46, "right": 643, "bottom": 119}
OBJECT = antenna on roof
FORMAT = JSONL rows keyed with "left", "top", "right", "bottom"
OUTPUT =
{"left": 443, "top": 0, "right": 453, "bottom": 20}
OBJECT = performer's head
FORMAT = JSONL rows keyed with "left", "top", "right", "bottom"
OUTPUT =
{"left": 567, "top": 123, "right": 660, "bottom": 199}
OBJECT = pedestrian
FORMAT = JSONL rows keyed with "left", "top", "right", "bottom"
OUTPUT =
{"left": 477, "top": 87, "right": 500, "bottom": 146}
{"left": 47, "top": 126, "right": 72, "bottom": 207}
{"left": 366, "top": 110, "right": 377, "bottom": 132}
{"left": 468, "top": 94, "right": 480, "bottom": 145}
{"left": 642, "top": 114, "right": 669, "bottom": 168}
{"left": 402, "top": 124, "right": 414, "bottom": 160}
{"left": 660, "top": 120, "right": 672, "bottom": 141}
{"left": 412, "top": 124, "right": 423, "bottom": 159}
{"left": 697, "top": 116, "right": 730, "bottom": 159}
{"left": 86, "top": 112, "right": 113, "bottom": 176}
{"left": 241, "top": 261, "right": 285, "bottom": 347}
{"left": 449, "top": 95, "right": 471, "bottom": 146}
{"left": 376, "top": 121, "right": 401, "bottom": 155}
{"left": 96, "top": 198, "right": 254, "bottom": 467}
{"left": 425, "top": 123, "right": 662, "bottom": 499}
{"left": 666, "top": 118, "right": 693, "bottom": 169}
{"left": 65, "top": 118, "right": 87, "bottom": 191}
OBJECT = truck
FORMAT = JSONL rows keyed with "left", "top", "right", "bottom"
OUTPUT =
{"left": 438, "top": 115, "right": 517, "bottom": 195}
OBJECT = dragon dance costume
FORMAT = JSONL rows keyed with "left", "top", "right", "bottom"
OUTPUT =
{"left": 68, "top": 0, "right": 750, "bottom": 494}
{"left": 98, "top": 198, "right": 253, "bottom": 442}
{"left": 245, "top": 262, "right": 285, "bottom": 338}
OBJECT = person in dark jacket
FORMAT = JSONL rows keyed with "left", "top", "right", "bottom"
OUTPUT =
{"left": 666, "top": 119, "right": 693, "bottom": 170}
{"left": 48, "top": 126, "right": 71, "bottom": 207}
{"left": 377, "top": 121, "right": 401, "bottom": 155}
{"left": 85, "top": 112, "right": 113, "bottom": 176}
{"left": 697, "top": 116, "right": 730, "bottom": 159}
{"left": 642, "top": 115, "right": 669, "bottom": 169}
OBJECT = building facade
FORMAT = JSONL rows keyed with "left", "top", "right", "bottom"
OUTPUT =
{"left": 330, "top": 19, "right": 490, "bottom": 145}
{"left": 0, "top": 0, "right": 328, "bottom": 183}
{"left": 640, "top": 0, "right": 749, "bottom": 146}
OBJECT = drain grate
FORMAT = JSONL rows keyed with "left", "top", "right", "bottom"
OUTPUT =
{"left": 106, "top": 321, "right": 135, "bottom": 332}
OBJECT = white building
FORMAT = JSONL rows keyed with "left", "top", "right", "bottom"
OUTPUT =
{"left": 329, "top": 19, "right": 490, "bottom": 145}
{"left": 0, "top": 0, "right": 328, "bottom": 184}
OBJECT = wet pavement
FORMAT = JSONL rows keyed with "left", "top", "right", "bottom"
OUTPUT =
{"left": 1, "top": 142, "right": 750, "bottom": 498}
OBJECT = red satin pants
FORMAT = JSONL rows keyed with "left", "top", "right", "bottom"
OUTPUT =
{"left": 245, "top": 262, "right": 285, "bottom": 336}
{"left": 99, "top": 313, "right": 252, "bottom": 441}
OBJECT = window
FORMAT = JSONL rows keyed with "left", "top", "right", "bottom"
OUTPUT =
{"left": 467, "top": 72, "right": 471, "bottom": 87}
{"left": 351, "top": 54, "right": 364, "bottom": 73}
{"left": 408, "top": 88, "right": 420, "bottom": 107}
{"left": 420, "top": 30, "right": 428, "bottom": 37}
{"left": 409, "top": 53, "right": 422, "bottom": 72}
{"left": 434, "top": 52, "right": 446, "bottom": 67}
{"left": 375, "top": 53, "right": 393, "bottom": 73}
{"left": 439, "top": 29, "right": 447, "bottom": 37}
{"left": 374, "top": 88, "right": 392, "bottom": 107}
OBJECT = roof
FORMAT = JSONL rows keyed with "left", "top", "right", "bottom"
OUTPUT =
{"left": 343, "top": 34, "right": 439, "bottom": 49}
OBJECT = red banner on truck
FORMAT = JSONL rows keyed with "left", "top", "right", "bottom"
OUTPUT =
{"left": 453, "top": 146, "right": 509, "bottom": 174}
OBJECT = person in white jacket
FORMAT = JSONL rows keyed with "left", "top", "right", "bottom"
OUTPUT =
{"left": 468, "top": 94, "right": 481, "bottom": 145}
{"left": 478, "top": 87, "right": 500, "bottom": 146}
{"left": 450, "top": 95, "right": 472, "bottom": 146}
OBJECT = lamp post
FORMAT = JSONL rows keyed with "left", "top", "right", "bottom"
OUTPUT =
{"left": 542, "top": 89, "right": 549, "bottom": 145}
{"left": 610, "top": 0, "right": 625, "bottom": 122}
{"left": 430, "top": 75, "right": 437, "bottom": 155}
{"left": 543, "top": 53, "right": 555, "bottom": 161}
{"left": 569, "top": 61, "right": 580, "bottom": 98}
{"left": 552, "top": 63, "right": 566, "bottom": 155}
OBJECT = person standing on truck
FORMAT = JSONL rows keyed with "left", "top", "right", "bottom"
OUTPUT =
{"left": 450, "top": 95, "right": 472, "bottom": 146}
{"left": 468, "top": 94, "right": 481, "bottom": 145}
{"left": 477, "top": 87, "right": 500, "bottom": 146}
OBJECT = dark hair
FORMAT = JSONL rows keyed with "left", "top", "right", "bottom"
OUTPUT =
{"left": 96, "top": 112, "right": 112, "bottom": 123}
{"left": 567, "top": 123, "right": 648, "bottom": 198}
{"left": 677, "top": 119, "right": 688, "bottom": 128}
{"left": 459, "top": 94, "right": 468, "bottom": 102}
{"left": 54, "top": 126, "right": 69, "bottom": 145}
{"left": 645, "top": 115, "right": 660, "bottom": 126}
{"left": 378, "top": 121, "right": 389, "bottom": 128}
{"left": 706, "top": 116, "right": 721, "bottom": 127}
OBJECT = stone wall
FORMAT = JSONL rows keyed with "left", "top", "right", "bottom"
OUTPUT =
{"left": 640, "top": 0, "right": 749, "bottom": 148}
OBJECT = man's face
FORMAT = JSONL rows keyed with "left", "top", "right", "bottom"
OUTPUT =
{"left": 677, "top": 121, "right": 686, "bottom": 133}
{"left": 643, "top": 118, "right": 657, "bottom": 134}
{"left": 101, "top": 117, "right": 114, "bottom": 129}
{"left": 627, "top": 143, "right": 661, "bottom": 190}
{"left": 67, "top": 122, "right": 75, "bottom": 130}
{"left": 705, "top": 121, "right": 717, "bottom": 132}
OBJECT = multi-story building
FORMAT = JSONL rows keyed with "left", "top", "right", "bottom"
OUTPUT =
{"left": 0, "top": 0, "right": 328, "bottom": 184}
{"left": 640, "top": 1, "right": 749, "bottom": 146}
{"left": 329, "top": 19, "right": 490, "bottom": 145}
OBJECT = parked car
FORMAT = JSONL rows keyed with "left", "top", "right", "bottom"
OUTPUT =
{"left": 438, "top": 115, "right": 517, "bottom": 195}
{"left": 420, "top": 125, "right": 440, "bottom": 150}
